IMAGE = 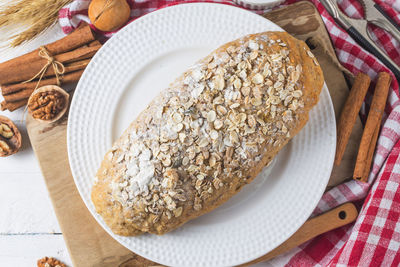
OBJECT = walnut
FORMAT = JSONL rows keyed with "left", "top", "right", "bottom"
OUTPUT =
{"left": 0, "top": 116, "right": 22, "bottom": 157}
{"left": 37, "top": 257, "right": 66, "bottom": 267}
{"left": 0, "top": 141, "right": 10, "bottom": 154}
{"left": 27, "top": 85, "right": 69, "bottom": 123}
{"left": 0, "top": 123, "right": 13, "bottom": 138}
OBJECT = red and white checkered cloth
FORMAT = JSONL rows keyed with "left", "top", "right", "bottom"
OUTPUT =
{"left": 59, "top": 0, "right": 400, "bottom": 266}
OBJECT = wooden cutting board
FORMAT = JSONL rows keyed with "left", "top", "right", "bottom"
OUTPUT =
{"left": 26, "top": 2, "right": 362, "bottom": 266}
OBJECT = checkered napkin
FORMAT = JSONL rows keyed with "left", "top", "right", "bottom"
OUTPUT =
{"left": 58, "top": 0, "right": 400, "bottom": 265}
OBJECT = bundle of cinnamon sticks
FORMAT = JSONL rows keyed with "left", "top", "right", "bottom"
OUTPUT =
{"left": 0, "top": 24, "right": 101, "bottom": 112}
{"left": 335, "top": 72, "right": 392, "bottom": 183}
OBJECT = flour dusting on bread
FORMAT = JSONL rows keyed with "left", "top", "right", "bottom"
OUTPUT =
{"left": 91, "top": 31, "right": 324, "bottom": 236}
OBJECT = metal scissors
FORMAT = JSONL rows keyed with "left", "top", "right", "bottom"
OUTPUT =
{"left": 320, "top": 0, "right": 400, "bottom": 82}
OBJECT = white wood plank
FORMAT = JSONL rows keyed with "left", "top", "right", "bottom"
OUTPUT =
{"left": 0, "top": 20, "right": 73, "bottom": 267}
{"left": 0, "top": 173, "right": 60, "bottom": 234}
{"left": 0, "top": 24, "right": 66, "bottom": 233}
{"left": 0, "top": 234, "right": 72, "bottom": 266}
{"left": 0, "top": 135, "right": 41, "bottom": 173}
{"left": 0, "top": 110, "right": 41, "bottom": 174}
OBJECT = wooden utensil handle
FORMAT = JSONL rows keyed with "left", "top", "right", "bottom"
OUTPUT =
{"left": 241, "top": 202, "right": 358, "bottom": 266}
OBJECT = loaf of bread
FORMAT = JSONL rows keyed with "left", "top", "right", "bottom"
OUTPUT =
{"left": 91, "top": 31, "right": 324, "bottom": 236}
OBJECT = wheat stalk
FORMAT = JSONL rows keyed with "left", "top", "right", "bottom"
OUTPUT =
{"left": 0, "top": 0, "right": 73, "bottom": 47}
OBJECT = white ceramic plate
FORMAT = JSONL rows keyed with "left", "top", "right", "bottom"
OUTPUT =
{"left": 68, "top": 3, "right": 336, "bottom": 266}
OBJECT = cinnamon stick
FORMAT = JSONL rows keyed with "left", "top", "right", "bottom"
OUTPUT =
{"left": 2, "top": 83, "right": 32, "bottom": 96}
{"left": 335, "top": 73, "right": 371, "bottom": 165}
{"left": 0, "top": 45, "right": 100, "bottom": 85}
{"left": 89, "top": 40, "right": 101, "bottom": 47}
{"left": 4, "top": 91, "right": 30, "bottom": 103}
{"left": 0, "top": 24, "right": 94, "bottom": 77}
{"left": 361, "top": 126, "right": 380, "bottom": 182}
{"left": 354, "top": 72, "right": 392, "bottom": 182}
{"left": 42, "top": 59, "right": 91, "bottom": 79}
{"left": 2, "top": 70, "right": 84, "bottom": 103}
{"left": 0, "top": 99, "right": 26, "bottom": 112}
{"left": 56, "top": 45, "right": 101, "bottom": 64}
{"left": 1, "top": 59, "right": 90, "bottom": 96}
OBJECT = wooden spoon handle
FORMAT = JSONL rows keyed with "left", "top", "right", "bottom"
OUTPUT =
{"left": 241, "top": 202, "right": 358, "bottom": 266}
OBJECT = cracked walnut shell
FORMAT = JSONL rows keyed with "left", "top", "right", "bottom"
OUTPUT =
{"left": 0, "top": 115, "right": 22, "bottom": 157}
{"left": 37, "top": 257, "right": 66, "bottom": 267}
{"left": 27, "top": 85, "right": 69, "bottom": 123}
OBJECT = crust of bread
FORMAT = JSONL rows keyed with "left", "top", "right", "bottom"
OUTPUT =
{"left": 91, "top": 31, "right": 324, "bottom": 236}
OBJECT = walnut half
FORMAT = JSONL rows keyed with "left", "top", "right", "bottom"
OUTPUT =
{"left": 27, "top": 85, "right": 69, "bottom": 123}
{"left": 37, "top": 257, "right": 66, "bottom": 267}
{"left": 0, "top": 115, "right": 22, "bottom": 157}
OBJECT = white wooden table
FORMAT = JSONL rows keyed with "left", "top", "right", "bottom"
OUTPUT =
{"left": 0, "top": 22, "right": 273, "bottom": 267}
{"left": 0, "top": 23, "right": 73, "bottom": 266}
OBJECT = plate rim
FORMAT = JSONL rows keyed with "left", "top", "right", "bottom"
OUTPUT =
{"left": 67, "top": 3, "right": 337, "bottom": 266}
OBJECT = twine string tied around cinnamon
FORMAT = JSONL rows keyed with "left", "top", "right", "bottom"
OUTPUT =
{"left": 21, "top": 46, "right": 66, "bottom": 120}
{"left": 22, "top": 46, "right": 66, "bottom": 90}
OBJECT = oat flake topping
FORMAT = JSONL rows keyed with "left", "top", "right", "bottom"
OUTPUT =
{"left": 97, "top": 34, "right": 309, "bottom": 223}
